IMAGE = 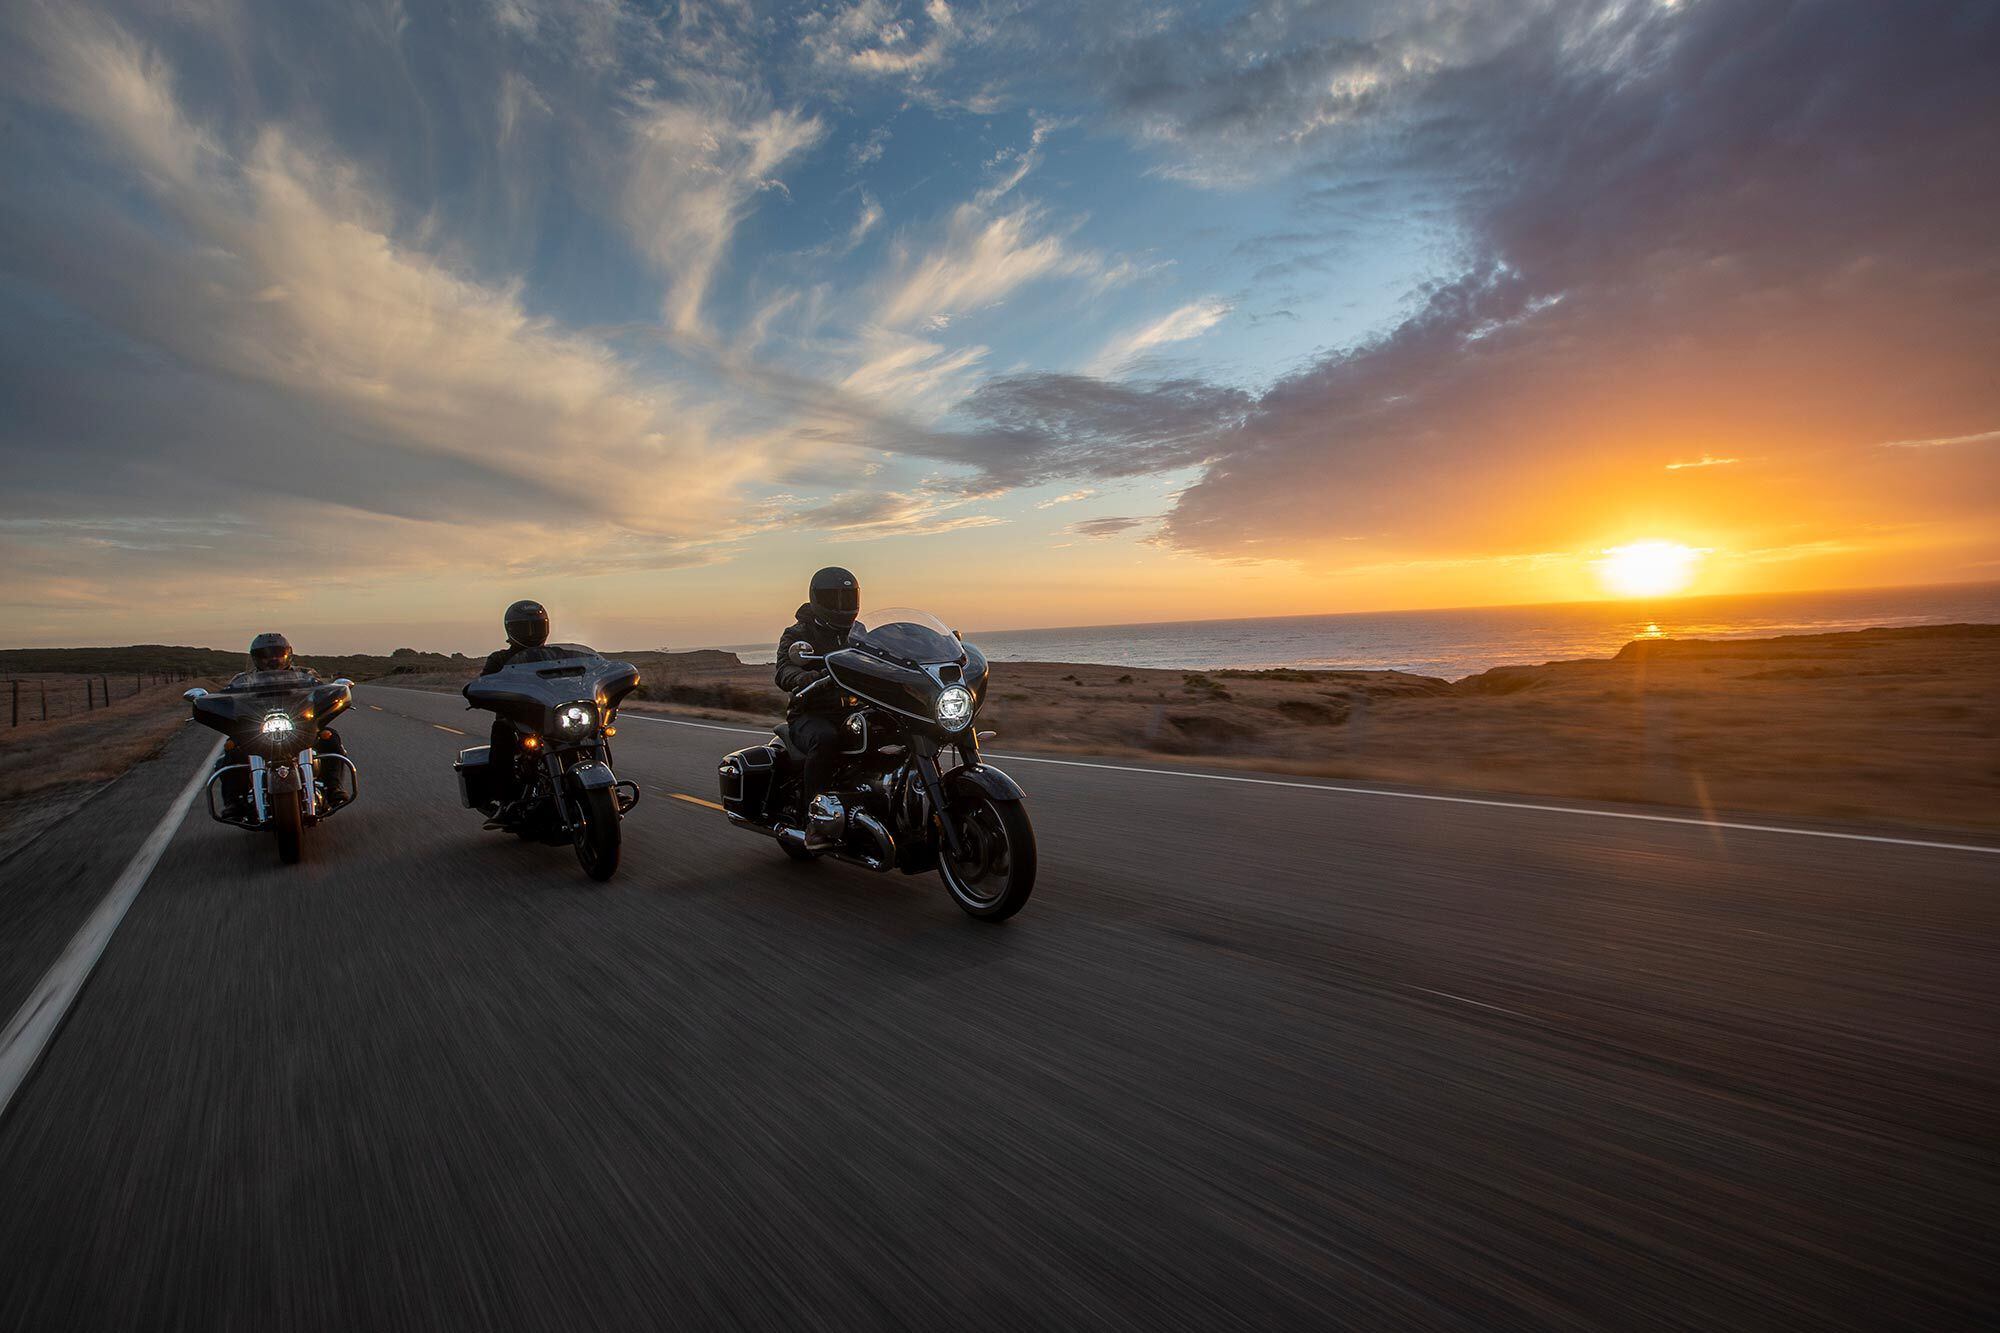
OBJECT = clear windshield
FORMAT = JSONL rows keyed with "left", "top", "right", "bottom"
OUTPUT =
{"left": 849, "top": 607, "right": 962, "bottom": 665}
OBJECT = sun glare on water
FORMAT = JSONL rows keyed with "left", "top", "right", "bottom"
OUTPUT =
{"left": 1597, "top": 540, "right": 1704, "bottom": 599}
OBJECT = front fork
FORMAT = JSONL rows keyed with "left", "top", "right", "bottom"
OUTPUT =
{"left": 909, "top": 743, "right": 966, "bottom": 860}
{"left": 259, "top": 748, "right": 316, "bottom": 816}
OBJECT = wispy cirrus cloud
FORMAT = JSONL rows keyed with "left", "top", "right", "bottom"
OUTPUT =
{"left": 1878, "top": 428, "right": 2000, "bottom": 450}
{"left": 622, "top": 97, "right": 825, "bottom": 337}
{"left": 1086, "top": 298, "right": 1231, "bottom": 375}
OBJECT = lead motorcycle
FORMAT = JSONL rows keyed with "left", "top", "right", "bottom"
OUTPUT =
{"left": 454, "top": 647, "right": 641, "bottom": 881}
{"left": 186, "top": 674, "right": 359, "bottom": 864}
{"left": 718, "top": 608, "right": 1037, "bottom": 921}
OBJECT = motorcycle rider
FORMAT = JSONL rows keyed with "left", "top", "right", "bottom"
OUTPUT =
{"left": 480, "top": 600, "right": 567, "bottom": 811}
{"left": 215, "top": 632, "right": 350, "bottom": 806}
{"left": 775, "top": 567, "right": 861, "bottom": 850}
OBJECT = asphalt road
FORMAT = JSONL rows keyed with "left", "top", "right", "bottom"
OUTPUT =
{"left": 1, "top": 685, "right": 1995, "bottom": 1331}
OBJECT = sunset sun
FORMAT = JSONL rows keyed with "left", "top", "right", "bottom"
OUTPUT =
{"left": 1597, "top": 541, "right": 1705, "bottom": 599}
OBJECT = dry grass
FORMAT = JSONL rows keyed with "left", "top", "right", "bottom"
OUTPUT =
{"left": 0, "top": 678, "right": 218, "bottom": 860}
{"left": 0, "top": 679, "right": 214, "bottom": 804}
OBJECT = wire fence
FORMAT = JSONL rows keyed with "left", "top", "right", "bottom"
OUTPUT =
{"left": 3, "top": 670, "right": 202, "bottom": 727}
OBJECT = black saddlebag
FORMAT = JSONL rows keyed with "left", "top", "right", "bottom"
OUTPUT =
{"left": 718, "top": 744, "right": 779, "bottom": 820}
{"left": 455, "top": 746, "right": 499, "bottom": 809}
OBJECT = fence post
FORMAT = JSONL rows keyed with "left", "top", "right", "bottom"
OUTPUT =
{"left": 100, "top": 676, "right": 109, "bottom": 708}
{"left": 40, "top": 680, "right": 48, "bottom": 720}
{"left": 10, "top": 680, "right": 17, "bottom": 727}
{"left": 87, "top": 678, "right": 96, "bottom": 711}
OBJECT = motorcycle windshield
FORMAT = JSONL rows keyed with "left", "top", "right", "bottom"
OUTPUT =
{"left": 194, "top": 679, "right": 350, "bottom": 750}
{"left": 848, "top": 608, "right": 964, "bottom": 666}
{"left": 831, "top": 609, "right": 984, "bottom": 725}
{"left": 463, "top": 647, "right": 639, "bottom": 730}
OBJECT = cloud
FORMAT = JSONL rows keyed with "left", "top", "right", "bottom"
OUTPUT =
{"left": 1086, "top": 298, "right": 1231, "bottom": 374}
{"left": 840, "top": 327, "right": 989, "bottom": 414}
{"left": 803, "top": 0, "right": 962, "bottom": 81}
{"left": 875, "top": 203, "right": 1096, "bottom": 326}
{"left": 1664, "top": 456, "right": 1741, "bottom": 471}
{"left": 943, "top": 374, "right": 1253, "bottom": 487}
{"left": 1878, "top": 428, "right": 2000, "bottom": 449}
{"left": 1035, "top": 489, "right": 1094, "bottom": 508}
{"left": 770, "top": 486, "right": 1004, "bottom": 543}
{"left": 1067, "top": 515, "right": 1148, "bottom": 539}
{"left": 622, "top": 95, "right": 825, "bottom": 336}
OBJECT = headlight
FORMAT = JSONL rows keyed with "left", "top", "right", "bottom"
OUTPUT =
{"left": 260, "top": 713, "right": 295, "bottom": 735}
{"left": 936, "top": 685, "right": 974, "bottom": 731}
{"left": 558, "top": 703, "right": 595, "bottom": 733}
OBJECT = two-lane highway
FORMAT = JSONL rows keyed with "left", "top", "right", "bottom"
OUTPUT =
{"left": 1, "top": 686, "right": 1995, "bottom": 1330}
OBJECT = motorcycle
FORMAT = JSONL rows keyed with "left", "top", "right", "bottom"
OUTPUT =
{"left": 185, "top": 675, "right": 359, "bottom": 864}
{"left": 454, "top": 647, "right": 641, "bottom": 881}
{"left": 718, "top": 608, "right": 1037, "bottom": 921}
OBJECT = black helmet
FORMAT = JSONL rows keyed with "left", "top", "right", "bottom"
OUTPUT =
{"left": 248, "top": 632, "right": 293, "bottom": 673}
{"left": 504, "top": 599, "right": 550, "bottom": 648}
{"left": 809, "top": 567, "right": 860, "bottom": 629}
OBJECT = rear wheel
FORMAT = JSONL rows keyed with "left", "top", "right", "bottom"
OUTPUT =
{"left": 938, "top": 794, "right": 1035, "bottom": 921}
{"left": 571, "top": 786, "right": 621, "bottom": 881}
{"left": 274, "top": 788, "right": 304, "bottom": 865}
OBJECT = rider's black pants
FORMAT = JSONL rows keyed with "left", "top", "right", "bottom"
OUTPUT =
{"left": 791, "top": 713, "right": 841, "bottom": 812}
{"left": 488, "top": 719, "right": 524, "bottom": 801}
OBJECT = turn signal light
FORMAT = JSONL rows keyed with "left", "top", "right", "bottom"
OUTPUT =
{"left": 604, "top": 725, "right": 617, "bottom": 737}
{"left": 522, "top": 735, "right": 542, "bottom": 750}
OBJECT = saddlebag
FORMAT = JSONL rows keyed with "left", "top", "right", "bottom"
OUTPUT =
{"left": 455, "top": 746, "right": 498, "bottom": 809}
{"left": 718, "top": 744, "right": 778, "bottom": 820}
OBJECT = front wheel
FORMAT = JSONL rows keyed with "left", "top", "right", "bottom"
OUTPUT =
{"left": 571, "top": 786, "right": 621, "bottom": 881}
{"left": 938, "top": 794, "right": 1036, "bottom": 921}
{"left": 274, "top": 788, "right": 304, "bottom": 865}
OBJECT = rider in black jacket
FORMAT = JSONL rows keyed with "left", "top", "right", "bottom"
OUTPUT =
{"left": 775, "top": 567, "right": 860, "bottom": 847}
{"left": 213, "top": 632, "right": 350, "bottom": 807}
{"left": 481, "top": 600, "right": 562, "bottom": 806}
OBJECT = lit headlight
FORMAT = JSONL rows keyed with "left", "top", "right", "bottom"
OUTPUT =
{"left": 260, "top": 713, "right": 295, "bottom": 735}
{"left": 558, "top": 703, "right": 595, "bottom": 733}
{"left": 936, "top": 684, "right": 974, "bottom": 731}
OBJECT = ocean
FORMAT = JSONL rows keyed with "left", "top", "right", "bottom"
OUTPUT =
{"left": 719, "top": 582, "right": 2000, "bottom": 681}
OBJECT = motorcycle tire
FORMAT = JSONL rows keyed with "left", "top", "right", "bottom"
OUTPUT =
{"left": 274, "top": 789, "right": 304, "bottom": 865}
{"left": 571, "top": 786, "right": 620, "bottom": 882}
{"left": 938, "top": 793, "right": 1035, "bottom": 921}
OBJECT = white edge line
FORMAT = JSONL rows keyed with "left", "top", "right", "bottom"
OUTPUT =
{"left": 366, "top": 689, "right": 2000, "bottom": 858}
{"left": 605, "top": 711, "right": 2000, "bottom": 857}
{"left": 0, "top": 738, "right": 223, "bottom": 1120}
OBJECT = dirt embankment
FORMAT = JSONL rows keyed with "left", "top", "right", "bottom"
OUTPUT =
{"left": 380, "top": 624, "right": 2000, "bottom": 834}
{"left": 0, "top": 677, "right": 222, "bottom": 861}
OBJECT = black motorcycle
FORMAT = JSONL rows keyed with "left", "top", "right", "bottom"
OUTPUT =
{"left": 718, "top": 608, "right": 1037, "bottom": 920}
{"left": 186, "top": 674, "right": 359, "bottom": 864}
{"left": 454, "top": 647, "right": 641, "bottom": 881}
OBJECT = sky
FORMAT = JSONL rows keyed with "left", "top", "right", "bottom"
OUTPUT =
{"left": 1, "top": 0, "right": 1996, "bottom": 654}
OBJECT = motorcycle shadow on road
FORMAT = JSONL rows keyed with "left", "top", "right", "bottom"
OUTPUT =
{"left": 677, "top": 859, "right": 1037, "bottom": 984}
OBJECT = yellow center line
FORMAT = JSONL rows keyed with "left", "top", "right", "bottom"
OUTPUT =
{"left": 368, "top": 704, "right": 383, "bottom": 711}
{"left": 669, "top": 792, "right": 724, "bottom": 811}
{"left": 434, "top": 724, "right": 466, "bottom": 736}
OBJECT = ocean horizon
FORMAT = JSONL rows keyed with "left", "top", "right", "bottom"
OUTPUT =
{"left": 715, "top": 581, "right": 2000, "bottom": 681}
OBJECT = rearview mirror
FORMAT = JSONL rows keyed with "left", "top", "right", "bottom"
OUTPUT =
{"left": 789, "top": 641, "right": 814, "bottom": 662}
{"left": 332, "top": 677, "right": 354, "bottom": 688}
{"left": 183, "top": 687, "right": 208, "bottom": 701}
